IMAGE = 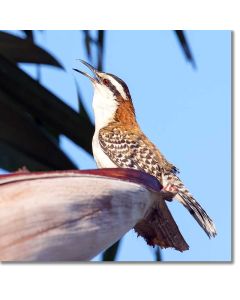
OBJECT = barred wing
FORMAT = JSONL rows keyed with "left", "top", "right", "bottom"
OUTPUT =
{"left": 98, "top": 128, "right": 165, "bottom": 179}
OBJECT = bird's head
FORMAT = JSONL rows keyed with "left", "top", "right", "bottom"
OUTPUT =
{"left": 74, "top": 60, "right": 136, "bottom": 129}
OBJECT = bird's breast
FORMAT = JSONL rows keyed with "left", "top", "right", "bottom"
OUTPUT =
{"left": 92, "top": 131, "right": 117, "bottom": 168}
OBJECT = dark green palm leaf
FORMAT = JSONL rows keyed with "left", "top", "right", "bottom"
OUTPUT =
{"left": 0, "top": 55, "right": 94, "bottom": 156}
{"left": 83, "top": 30, "right": 92, "bottom": 61}
{"left": 75, "top": 79, "right": 94, "bottom": 131}
{"left": 175, "top": 30, "right": 196, "bottom": 69}
{"left": 154, "top": 247, "right": 162, "bottom": 261}
{"left": 97, "top": 30, "right": 105, "bottom": 71}
{"left": 0, "top": 31, "right": 63, "bottom": 68}
{"left": 22, "top": 30, "right": 34, "bottom": 41}
{"left": 102, "top": 240, "right": 121, "bottom": 261}
{"left": 0, "top": 89, "right": 76, "bottom": 171}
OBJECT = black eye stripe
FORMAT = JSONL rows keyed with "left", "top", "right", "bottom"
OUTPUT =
{"left": 108, "top": 81, "right": 120, "bottom": 96}
{"left": 106, "top": 73, "right": 131, "bottom": 99}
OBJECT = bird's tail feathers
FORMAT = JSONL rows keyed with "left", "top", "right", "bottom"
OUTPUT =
{"left": 175, "top": 191, "right": 217, "bottom": 238}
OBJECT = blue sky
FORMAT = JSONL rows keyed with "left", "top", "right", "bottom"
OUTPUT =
{"left": 3, "top": 30, "right": 231, "bottom": 261}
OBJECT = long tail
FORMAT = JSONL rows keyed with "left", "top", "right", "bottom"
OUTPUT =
{"left": 163, "top": 173, "right": 217, "bottom": 238}
{"left": 175, "top": 190, "right": 217, "bottom": 238}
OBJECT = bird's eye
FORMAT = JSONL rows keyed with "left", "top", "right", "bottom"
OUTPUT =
{"left": 103, "top": 79, "right": 110, "bottom": 86}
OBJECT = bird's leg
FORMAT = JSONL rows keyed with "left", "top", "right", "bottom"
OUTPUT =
{"left": 161, "top": 183, "right": 178, "bottom": 202}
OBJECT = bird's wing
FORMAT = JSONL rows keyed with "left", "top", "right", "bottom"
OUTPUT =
{"left": 98, "top": 127, "right": 172, "bottom": 180}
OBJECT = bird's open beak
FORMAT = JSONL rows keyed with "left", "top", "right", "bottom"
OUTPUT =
{"left": 73, "top": 60, "right": 100, "bottom": 84}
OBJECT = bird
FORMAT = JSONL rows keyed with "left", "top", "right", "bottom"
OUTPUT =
{"left": 73, "top": 60, "right": 217, "bottom": 240}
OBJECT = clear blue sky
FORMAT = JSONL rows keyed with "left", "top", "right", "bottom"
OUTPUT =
{"left": 4, "top": 30, "right": 231, "bottom": 261}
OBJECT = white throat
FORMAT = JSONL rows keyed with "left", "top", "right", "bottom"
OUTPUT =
{"left": 92, "top": 86, "right": 118, "bottom": 169}
{"left": 92, "top": 86, "right": 118, "bottom": 131}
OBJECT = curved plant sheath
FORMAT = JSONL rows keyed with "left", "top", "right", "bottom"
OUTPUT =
{"left": 0, "top": 169, "right": 188, "bottom": 261}
{"left": 0, "top": 55, "right": 94, "bottom": 157}
{"left": 175, "top": 30, "right": 196, "bottom": 69}
{"left": 1, "top": 170, "right": 153, "bottom": 261}
{"left": 0, "top": 31, "right": 63, "bottom": 68}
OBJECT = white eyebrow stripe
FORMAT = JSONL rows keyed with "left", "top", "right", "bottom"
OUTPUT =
{"left": 106, "top": 75, "right": 127, "bottom": 99}
{"left": 112, "top": 79, "right": 127, "bottom": 98}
